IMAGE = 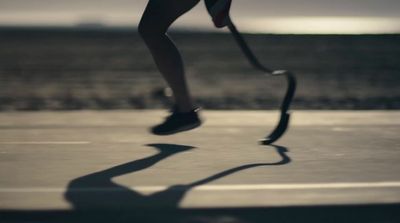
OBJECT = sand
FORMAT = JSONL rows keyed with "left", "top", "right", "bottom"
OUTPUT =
{"left": 0, "top": 27, "right": 399, "bottom": 110}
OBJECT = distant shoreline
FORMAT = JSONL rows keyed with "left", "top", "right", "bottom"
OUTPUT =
{"left": 1, "top": 25, "right": 399, "bottom": 36}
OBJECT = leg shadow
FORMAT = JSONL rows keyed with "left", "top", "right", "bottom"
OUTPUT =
{"left": 1, "top": 144, "right": 291, "bottom": 223}
{"left": 63, "top": 144, "right": 290, "bottom": 222}
{"left": 3, "top": 144, "right": 399, "bottom": 223}
{"left": 64, "top": 143, "right": 195, "bottom": 211}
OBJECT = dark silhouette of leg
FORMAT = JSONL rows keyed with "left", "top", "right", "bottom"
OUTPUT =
{"left": 139, "top": 0, "right": 200, "bottom": 112}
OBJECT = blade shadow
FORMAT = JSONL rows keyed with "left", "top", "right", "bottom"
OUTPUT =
{"left": 64, "top": 144, "right": 290, "bottom": 214}
{"left": 3, "top": 143, "right": 291, "bottom": 223}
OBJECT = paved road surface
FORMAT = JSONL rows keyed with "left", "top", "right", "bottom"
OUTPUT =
{"left": 0, "top": 110, "right": 399, "bottom": 222}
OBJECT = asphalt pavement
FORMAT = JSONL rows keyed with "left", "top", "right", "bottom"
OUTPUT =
{"left": 0, "top": 110, "right": 399, "bottom": 223}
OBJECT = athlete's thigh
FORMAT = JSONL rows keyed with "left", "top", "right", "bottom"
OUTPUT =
{"left": 140, "top": 0, "right": 200, "bottom": 32}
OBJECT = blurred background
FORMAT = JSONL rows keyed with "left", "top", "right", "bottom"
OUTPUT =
{"left": 0, "top": 0, "right": 399, "bottom": 110}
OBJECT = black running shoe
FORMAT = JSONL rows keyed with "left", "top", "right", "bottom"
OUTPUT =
{"left": 151, "top": 108, "right": 202, "bottom": 135}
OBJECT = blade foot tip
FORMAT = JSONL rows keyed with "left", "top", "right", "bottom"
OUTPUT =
{"left": 259, "top": 138, "right": 275, "bottom": 145}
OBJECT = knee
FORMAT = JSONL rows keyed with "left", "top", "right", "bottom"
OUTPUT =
{"left": 138, "top": 20, "right": 165, "bottom": 43}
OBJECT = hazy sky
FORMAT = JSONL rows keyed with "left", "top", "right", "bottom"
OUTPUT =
{"left": 0, "top": 0, "right": 399, "bottom": 33}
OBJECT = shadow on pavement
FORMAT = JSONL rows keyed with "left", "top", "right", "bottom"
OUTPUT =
{"left": 65, "top": 143, "right": 197, "bottom": 210}
{"left": 1, "top": 143, "right": 399, "bottom": 223}
{"left": 63, "top": 143, "right": 290, "bottom": 222}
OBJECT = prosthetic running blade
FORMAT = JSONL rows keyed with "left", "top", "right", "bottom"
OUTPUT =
{"left": 227, "top": 18, "right": 297, "bottom": 145}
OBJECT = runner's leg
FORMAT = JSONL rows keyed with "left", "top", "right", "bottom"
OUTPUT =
{"left": 139, "top": 0, "right": 200, "bottom": 112}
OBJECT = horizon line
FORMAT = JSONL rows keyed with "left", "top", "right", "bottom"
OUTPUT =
{"left": 0, "top": 25, "right": 399, "bottom": 35}
{"left": 0, "top": 16, "right": 400, "bottom": 34}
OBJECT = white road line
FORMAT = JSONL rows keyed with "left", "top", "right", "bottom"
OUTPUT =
{"left": 1, "top": 182, "right": 400, "bottom": 193}
{"left": 0, "top": 141, "right": 91, "bottom": 145}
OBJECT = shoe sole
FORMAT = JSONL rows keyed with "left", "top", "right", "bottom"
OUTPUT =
{"left": 152, "top": 122, "right": 202, "bottom": 136}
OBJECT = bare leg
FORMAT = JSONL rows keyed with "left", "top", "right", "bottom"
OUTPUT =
{"left": 139, "top": 0, "right": 200, "bottom": 112}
